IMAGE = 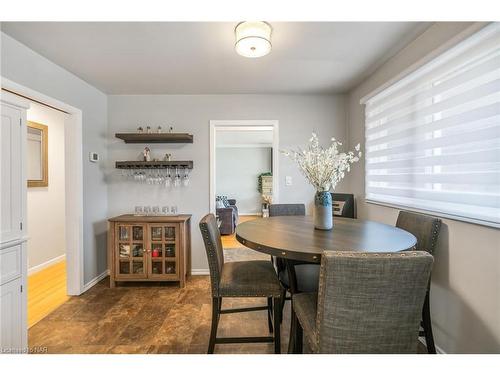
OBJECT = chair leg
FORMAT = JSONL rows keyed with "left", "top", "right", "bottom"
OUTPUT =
{"left": 279, "top": 288, "right": 286, "bottom": 323}
{"left": 295, "top": 316, "right": 303, "bottom": 354}
{"left": 267, "top": 297, "right": 274, "bottom": 334}
{"left": 208, "top": 296, "right": 221, "bottom": 354}
{"left": 273, "top": 296, "right": 281, "bottom": 354}
{"left": 422, "top": 291, "right": 436, "bottom": 354}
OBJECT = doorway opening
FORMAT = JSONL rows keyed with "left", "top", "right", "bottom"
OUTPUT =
{"left": 209, "top": 120, "right": 279, "bottom": 250}
{"left": 1, "top": 78, "right": 85, "bottom": 331}
{"left": 26, "top": 101, "right": 69, "bottom": 327}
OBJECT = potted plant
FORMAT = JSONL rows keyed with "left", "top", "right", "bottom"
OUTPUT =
{"left": 282, "top": 132, "right": 361, "bottom": 230}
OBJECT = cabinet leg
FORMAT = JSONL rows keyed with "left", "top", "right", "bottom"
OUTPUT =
{"left": 179, "top": 274, "right": 186, "bottom": 288}
{"left": 109, "top": 278, "right": 116, "bottom": 288}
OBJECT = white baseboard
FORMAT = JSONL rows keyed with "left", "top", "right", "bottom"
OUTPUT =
{"left": 191, "top": 269, "right": 210, "bottom": 276}
{"left": 83, "top": 269, "right": 110, "bottom": 292}
{"left": 418, "top": 337, "right": 446, "bottom": 354}
{"left": 28, "top": 254, "right": 66, "bottom": 275}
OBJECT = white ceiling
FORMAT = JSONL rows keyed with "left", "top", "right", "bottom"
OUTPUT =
{"left": 1, "top": 22, "right": 430, "bottom": 95}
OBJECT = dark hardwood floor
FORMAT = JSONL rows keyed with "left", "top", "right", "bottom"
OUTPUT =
{"left": 28, "top": 275, "right": 292, "bottom": 354}
{"left": 29, "top": 263, "right": 428, "bottom": 354}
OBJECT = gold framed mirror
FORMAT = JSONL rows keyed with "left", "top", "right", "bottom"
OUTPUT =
{"left": 27, "top": 121, "right": 48, "bottom": 187}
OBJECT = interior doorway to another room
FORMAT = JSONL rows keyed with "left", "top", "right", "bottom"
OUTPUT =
{"left": 26, "top": 101, "right": 69, "bottom": 327}
{"left": 209, "top": 121, "right": 279, "bottom": 250}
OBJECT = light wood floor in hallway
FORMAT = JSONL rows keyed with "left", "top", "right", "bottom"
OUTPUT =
{"left": 28, "top": 260, "right": 69, "bottom": 328}
{"left": 221, "top": 215, "right": 259, "bottom": 248}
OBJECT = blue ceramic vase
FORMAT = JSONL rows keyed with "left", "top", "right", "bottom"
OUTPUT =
{"left": 314, "top": 191, "right": 333, "bottom": 230}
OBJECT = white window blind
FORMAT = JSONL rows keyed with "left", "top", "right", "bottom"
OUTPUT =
{"left": 363, "top": 23, "right": 500, "bottom": 227}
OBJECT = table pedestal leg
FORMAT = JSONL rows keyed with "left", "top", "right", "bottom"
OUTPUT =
{"left": 285, "top": 259, "right": 300, "bottom": 354}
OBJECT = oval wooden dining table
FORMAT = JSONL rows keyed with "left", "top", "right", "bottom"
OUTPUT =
{"left": 236, "top": 216, "right": 417, "bottom": 263}
{"left": 235, "top": 215, "right": 417, "bottom": 353}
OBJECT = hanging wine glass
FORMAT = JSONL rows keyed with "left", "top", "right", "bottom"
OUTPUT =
{"left": 153, "top": 168, "right": 160, "bottom": 185}
{"left": 133, "top": 169, "right": 140, "bottom": 182}
{"left": 165, "top": 166, "right": 172, "bottom": 188}
{"left": 121, "top": 167, "right": 128, "bottom": 179}
{"left": 174, "top": 166, "right": 181, "bottom": 187}
{"left": 147, "top": 167, "right": 153, "bottom": 184}
{"left": 182, "top": 166, "right": 190, "bottom": 187}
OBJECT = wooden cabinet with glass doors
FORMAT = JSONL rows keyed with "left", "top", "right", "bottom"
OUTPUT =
{"left": 108, "top": 214, "right": 191, "bottom": 288}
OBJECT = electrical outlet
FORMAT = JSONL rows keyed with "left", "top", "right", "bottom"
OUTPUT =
{"left": 285, "top": 176, "right": 292, "bottom": 186}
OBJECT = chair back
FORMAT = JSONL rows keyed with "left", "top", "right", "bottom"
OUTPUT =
{"left": 199, "top": 213, "right": 225, "bottom": 296}
{"left": 396, "top": 211, "right": 442, "bottom": 254}
{"left": 315, "top": 251, "right": 433, "bottom": 353}
{"left": 331, "top": 193, "right": 355, "bottom": 218}
{"left": 269, "top": 204, "right": 305, "bottom": 217}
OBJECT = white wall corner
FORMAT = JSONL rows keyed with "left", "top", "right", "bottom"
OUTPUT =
{"left": 82, "top": 269, "right": 110, "bottom": 293}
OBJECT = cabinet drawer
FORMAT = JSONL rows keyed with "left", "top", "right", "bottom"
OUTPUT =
{"left": 0, "top": 244, "right": 22, "bottom": 285}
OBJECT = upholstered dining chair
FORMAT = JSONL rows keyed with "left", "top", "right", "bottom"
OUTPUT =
{"left": 396, "top": 210, "right": 442, "bottom": 354}
{"left": 268, "top": 204, "right": 319, "bottom": 316}
{"left": 199, "top": 213, "right": 283, "bottom": 354}
{"left": 269, "top": 203, "right": 306, "bottom": 217}
{"left": 292, "top": 251, "right": 434, "bottom": 353}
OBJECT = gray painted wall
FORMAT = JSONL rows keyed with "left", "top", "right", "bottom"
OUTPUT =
{"left": 216, "top": 147, "right": 272, "bottom": 214}
{"left": 346, "top": 22, "right": 500, "bottom": 353}
{"left": 107, "top": 94, "right": 348, "bottom": 272}
{"left": 1, "top": 32, "right": 109, "bottom": 285}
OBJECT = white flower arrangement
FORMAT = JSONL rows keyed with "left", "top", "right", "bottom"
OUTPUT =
{"left": 282, "top": 132, "right": 362, "bottom": 192}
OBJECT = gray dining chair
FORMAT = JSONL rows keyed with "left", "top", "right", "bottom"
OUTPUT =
{"left": 199, "top": 213, "right": 283, "bottom": 354}
{"left": 396, "top": 210, "right": 442, "bottom": 354}
{"left": 268, "top": 204, "right": 319, "bottom": 321}
{"left": 292, "top": 251, "right": 434, "bottom": 353}
{"left": 269, "top": 203, "right": 306, "bottom": 217}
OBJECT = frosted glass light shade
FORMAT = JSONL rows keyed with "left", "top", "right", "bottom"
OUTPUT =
{"left": 235, "top": 21, "right": 272, "bottom": 58}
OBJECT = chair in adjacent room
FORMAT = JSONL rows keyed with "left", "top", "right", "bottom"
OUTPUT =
{"left": 292, "top": 251, "right": 434, "bottom": 353}
{"left": 199, "top": 213, "right": 283, "bottom": 354}
{"left": 396, "top": 210, "right": 442, "bottom": 354}
{"left": 331, "top": 193, "right": 355, "bottom": 218}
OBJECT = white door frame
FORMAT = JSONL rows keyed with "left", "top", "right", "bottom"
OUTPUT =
{"left": 209, "top": 120, "right": 279, "bottom": 214}
{"left": 1, "top": 77, "right": 84, "bottom": 296}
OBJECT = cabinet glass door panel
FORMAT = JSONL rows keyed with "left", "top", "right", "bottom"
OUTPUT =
{"left": 119, "top": 244, "right": 131, "bottom": 258}
{"left": 132, "top": 261, "right": 144, "bottom": 274}
{"left": 151, "top": 260, "right": 163, "bottom": 275}
{"left": 115, "top": 224, "right": 147, "bottom": 279}
{"left": 165, "top": 243, "right": 176, "bottom": 258}
{"left": 132, "top": 243, "right": 144, "bottom": 258}
{"left": 165, "top": 226, "right": 176, "bottom": 240}
{"left": 151, "top": 243, "right": 163, "bottom": 258}
{"left": 119, "top": 261, "right": 130, "bottom": 274}
{"left": 147, "top": 223, "right": 179, "bottom": 278}
{"left": 118, "top": 226, "right": 130, "bottom": 241}
{"left": 151, "top": 226, "right": 162, "bottom": 241}
{"left": 132, "top": 226, "right": 143, "bottom": 241}
{"left": 165, "top": 261, "right": 176, "bottom": 275}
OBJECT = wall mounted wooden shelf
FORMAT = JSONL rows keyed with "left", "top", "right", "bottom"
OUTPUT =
{"left": 115, "top": 133, "right": 193, "bottom": 143}
{"left": 115, "top": 160, "right": 193, "bottom": 169}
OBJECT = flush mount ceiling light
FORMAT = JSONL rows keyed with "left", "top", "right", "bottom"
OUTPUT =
{"left": 235, "top": 21, "right": 272, "bottom": 58}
